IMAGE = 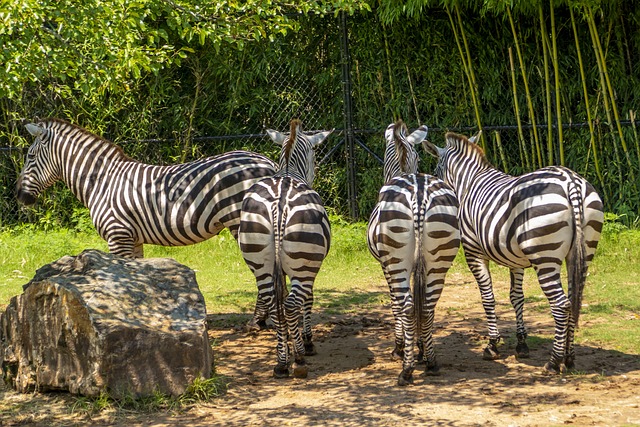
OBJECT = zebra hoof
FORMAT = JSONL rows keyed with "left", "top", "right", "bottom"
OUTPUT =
{"left": 397, "top": 370, "right": 414, "bottom": 386}
{"left": 391, "top": 345, "right": 404, "bottom": 360}
{"left": 292, "top": 362, "right": 308, "bottom": 379}
{"left": 482, "top": 343, "right": 500, "bottom": 360}
{"left": 273, "top": 365, "right": 290, "bottom": 378}
{"left": 245, "top": 318, "right": 268, "bottom": 333}
{"left": 564, "top": 354, "right": 576, "bottom": 370}
{"left": 543, "top": 360, "right": 566, "bottom": 375}
{"left": 304, "top": 342, "right": 317, "bottom": 356}
{"left": 424, "top": 362, "right": 441, "bottom": 376}
{"left": 515, "top": 342, "right": 530, "bottom": 359}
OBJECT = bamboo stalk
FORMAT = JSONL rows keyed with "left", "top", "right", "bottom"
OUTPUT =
{"left": 405, "top": 62, "right": 421, "bottom": 125}
{"left": 454, "top": 4, "right": 484, "bottom": 147}
{"left": 569, "top": 6, "right": 604, "bottom": 190}
{"left": 507, "top": 6, "right": 542, "bottom": 168}
{"left": 382, "top": 27, "right": 397, "bottom": 120}
{"left": 508, "top": 47, "right": 531, "bottom": 171}
{"left": 538, "top": 4, "right": 554, "bottom": 166}
{"left": 550, "top": 0, "right": 564, "bottom": 165}
{"left": 494, "top": 130, "right": 509, "bottom": 174}
{"left": 585, "top": 7, "right": 624, "bottom": 185}
{"left": 630, "top": 110, "right": 640, "bottom": 163}
{"left": 588, "top": 8, "right": 635, "bottom": 184}
{"left": 446, "top": 5, "right": 484, "bottom": 149}
{"left": 182, "top": 58, "right": 203, "bottom": 163}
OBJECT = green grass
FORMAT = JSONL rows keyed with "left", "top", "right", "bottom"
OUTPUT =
{"left": 1, "top": 218, "right": 639, "bottom": 355}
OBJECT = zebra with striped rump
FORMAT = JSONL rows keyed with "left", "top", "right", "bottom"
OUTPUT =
{"left": 16, "top": 118, "right": 277, "bottom": 325}
{"left": 423, "top": 131, "right": 604, "bottom": 373}
{"left": 367, "top": 120, "right": 460, "bottom": 386}
{"left": 238, "top": 119, "right": 332, "bottom": 378}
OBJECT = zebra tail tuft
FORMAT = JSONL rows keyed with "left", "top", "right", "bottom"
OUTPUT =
{"left": 568, "top": 179, "right": 587, "bottom": 328}
{"left": 273, "top": 259, "right": 286, "bottom": 326}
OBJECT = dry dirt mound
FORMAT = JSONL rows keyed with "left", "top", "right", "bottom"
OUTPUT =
{"left": 2, "top": 280, "right": 639, "bottom": 426}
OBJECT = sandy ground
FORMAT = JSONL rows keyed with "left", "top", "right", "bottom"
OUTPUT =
{"left": 1, "top": 275, "right": 639, "bottom": 426}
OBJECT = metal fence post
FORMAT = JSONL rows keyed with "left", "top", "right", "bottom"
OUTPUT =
{"left": 340, "top": 11, "right": 358, "bottom": 220}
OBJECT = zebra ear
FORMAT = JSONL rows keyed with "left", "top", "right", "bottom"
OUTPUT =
{"left": 422, "top": 140, "right": 444, "bottom": 158}
{"left": 384, "top": 123, "right": 395, "bottom": 142}
{"left": 25, "top": 123, "right": 44, "bottom": 138}
{"left": 308, "top": 129, "right": 333, "bottom": 146}
{"left": 468, "top": 130, "right": 483, "bottom": 144}
{"left": 406, "top": 125, "right": 428, "bottom": 146}
{"left": 266, "top": 129, "right": 287, "bottom": 146}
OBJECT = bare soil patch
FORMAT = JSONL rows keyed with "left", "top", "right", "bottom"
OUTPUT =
{"left": 2, "top": 277, "right": 639, "bottom": 426}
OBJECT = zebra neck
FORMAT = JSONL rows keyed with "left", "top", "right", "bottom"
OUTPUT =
{"left": 59, "top": 140, "right": 131, "bottom": 207}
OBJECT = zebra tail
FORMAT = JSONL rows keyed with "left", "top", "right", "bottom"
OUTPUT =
{"left": 413, "top": 243, "right": 426, "bottom": 342}
{"left": 568, "top": 178, "right": 587, "bottom": 328}
{"left": 273, "top": 258, "right": 286, "bottom": 327}
{"left": 272, "top": 205, "right": 287, "bottom": 327}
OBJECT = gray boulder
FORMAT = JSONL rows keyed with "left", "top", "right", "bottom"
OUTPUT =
{"left": 0, "top": 250, "right": 213, "bottom": 398}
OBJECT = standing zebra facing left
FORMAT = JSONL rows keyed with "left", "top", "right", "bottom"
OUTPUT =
{"left": 367, "top": 120, "right": 460, "bottom": 386}
{"left": 16, "top": 118, "right": 277, "bottom": 327}
{"left": 238, "top": 119, "right": 332, "bottom": 378}
{"left": 424, "top": 131, "right": 604, "bottom": 373}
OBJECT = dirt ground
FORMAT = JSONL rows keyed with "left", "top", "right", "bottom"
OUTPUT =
{"left": 2, "top": 273, "right": 639, "bottom": 427}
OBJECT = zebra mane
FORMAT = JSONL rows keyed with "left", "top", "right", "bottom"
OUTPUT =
{"left": 283, "top": 118, "right": 301, "bottom": 163}
{"left": 41, "top": 118, "right": 132, "bottom": 161}
{"left": 393, "top": 120, "right": 410, "bottom": 172}
{"left": 445, "top": 132, "right": 491, "bottom": 166}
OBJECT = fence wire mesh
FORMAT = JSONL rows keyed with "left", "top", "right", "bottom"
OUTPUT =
{"left": 1, "top": 12, "right": 638, "bottom": 228}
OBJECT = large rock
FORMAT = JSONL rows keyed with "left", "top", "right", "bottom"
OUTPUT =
{"left": 0, "top": 250, "right": 213, "bottom": 398}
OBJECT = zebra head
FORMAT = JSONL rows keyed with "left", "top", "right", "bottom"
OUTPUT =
{"left": 16, "top": 121, "right": 61, "bottom": 206}
{"left": 423, "top": 130, "right": 487, "bottom": 191}
{"left": 383, "top": 120, "right": 428, "bottom": 183}
{"left": 267, "top": 119, "right": 333, "bottom": 186}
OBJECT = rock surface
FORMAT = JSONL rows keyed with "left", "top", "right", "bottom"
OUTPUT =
{"left": 0, "top": 250, "right": 212, "bottom": 398}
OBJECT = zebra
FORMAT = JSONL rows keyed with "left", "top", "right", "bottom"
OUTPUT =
{"left": 367, "top": 120, "right": 460, "bottom": 386}
{"left": 16, "top": 118, "right": 277, "bottom": 326}
{"left": 238, "top": 119, "right": 332, "bottom": 378}
{"left": 423, "top": 131, "right": 604, "bottom": 373}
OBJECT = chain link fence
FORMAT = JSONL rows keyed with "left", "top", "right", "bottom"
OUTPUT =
{"left": 1, "top": 13, "right": 638, "bottom": 228}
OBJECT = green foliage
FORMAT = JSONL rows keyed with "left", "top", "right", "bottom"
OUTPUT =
{"left": 0, "top": 0, "right": 370, "bottom": 100}
{"left": 2, "top": 0, "right": 640, "bottom": 224}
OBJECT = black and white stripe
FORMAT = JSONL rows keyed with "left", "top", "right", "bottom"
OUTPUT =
{"left": 424, "top": 131, "right": 604, "bottom": 373}
{"left": 367, "top": 120, "right": 460, "bottom": 385}
{"left": 238, "top": 119, "right": 332, "bottom": 378}
{"left": 16, "top": 119, "right": 277, "bottom": 256}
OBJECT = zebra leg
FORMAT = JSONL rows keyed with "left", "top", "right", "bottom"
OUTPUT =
{"left": 534, "top": 263, "right": 571, "bottom": 374}
{"left": 397, "top": 292, "right": 416, "bottom": 386}
{"left": 107, "top": 235, "right": 136, "bottom": 258}
{"left": 564, "top": 315, "right": 577, "bottom": 370}
{"left": 564, "top": 264, "right": 576, "bottom": 370}
{"left": 132, "top": 244, "right": 144, "bottom": 258}
{"left": 285, "top": 281, "right": 309, "bottom": 379}
{"left": 246, "top": 297, "right": 270, "bottom": 332}
{"left": 467, "top": 256, "right": 501, "bottom": 360}
{"left": 384, "top": 270, "right": 406, "bottom": 360}
{"left": 390, "top": 297, "right": 405, "bottom": 360}
{"left": 509, "top": 268, "right": 529, "bottom": 358}
{"left": 301, "top": 290, "right": 316, "bottom": 356}
{"left": 421, "top": 275, "right": 445, "bottom": 376}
